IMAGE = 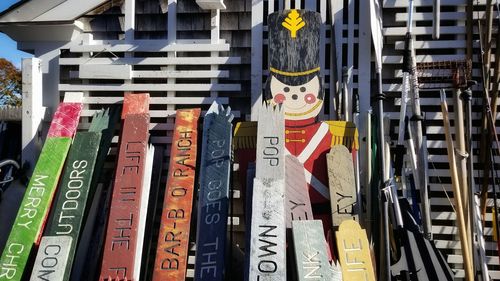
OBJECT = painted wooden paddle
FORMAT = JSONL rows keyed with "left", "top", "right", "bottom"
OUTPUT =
{"left": 32, "top": 108, "right": 117, "bottom": 281}
{"left": 29, "top": 236, "right": 73, "bottom": 281}
{"left": 99, "top": 93, "right": 150, "bottom": 281}
{"left": 153, "top": 109, "right": 200, "bottom": 281}
{"left": 69, "top": 108, "right": 120, "bottom": 281}
{"left": 248, "top": 105, "right": 286, "bottom": 281}
{"left": 327, "top": 145, "right": 358, "bottom": 228}
{"left": 335, "top": 220, "right": 375, "bottom": 281}
{"left": 0, "top": 92, "right": 83, "bottom": 281}
{"left": 30, "top": 129, "right": 101, "bottom": 281}
{"left": 292, "top": 220, "right": 340, "bottom": 281}
{"left": 285, "top": 155, "right": 313, "bottom": 228}
{"left": 194, "top": 102, "right": 233, "bottom": 281}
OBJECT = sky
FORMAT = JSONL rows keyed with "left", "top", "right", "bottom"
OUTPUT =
{"left": 0, "top": 0, "right": 32, "bottom": 68}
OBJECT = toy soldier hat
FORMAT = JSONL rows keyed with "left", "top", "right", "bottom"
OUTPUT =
{"left": 267, "top": 10, "right": 321, "bottom": 80}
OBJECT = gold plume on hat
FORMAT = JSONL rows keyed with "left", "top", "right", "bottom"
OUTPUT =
{"left": 282, "top": 9, "right": 305, "bottom": 38}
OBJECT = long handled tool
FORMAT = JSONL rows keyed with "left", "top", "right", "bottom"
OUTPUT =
{"left": 341, "top": 67, "right": 350, "bottom": 121}
{"left": 464, "top": 3, "right": 489, "bottom": 278}
{"left": 463, "top": 87, "right": 490, "bottom": 281}
{"left": 440, "top": 89, "right": 474, "bottom": 281}
{"left": 490, "top": 3, "right": 500, "bottom": 119}
{"left": 369, "top": 0, "right": 391, "bottom": 279}
{"left": 490, "top": 151, "right": 500, "bottom": 262}
{"left": 433, "top": 0, "right": 440, "bottom": 39}
{"left": 395, "top": 13, "right": 423, "bottom": 228}
{"left": 479, "top": 0, "right": 495, "bottom": 217}
{"left": 452, "top": 66, "right": 473, "bottom": 265}
{"left": 348, "top": 67, "right": 363, "bottom": 222}
{"left": 417, "top": 60, "right": 483, "bottom": 280}
{"left": 406, "top": 0, "right": 432, "bottom": 240}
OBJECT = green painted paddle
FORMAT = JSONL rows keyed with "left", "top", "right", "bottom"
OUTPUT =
{"left": 0, "top": 93, "right": 83, "bottom": 281}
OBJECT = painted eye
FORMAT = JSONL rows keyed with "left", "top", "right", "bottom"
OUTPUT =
{"left": 283, "top": 87, "right": 290, "bottom": 93}
{"left": 304, "top": 94, "right": 316, "bottom": 104}
{"left": 274, "top": 94, "right": 286, "bottom": 104}
{"left": 300, "top": 87, "right": 306, "bottom": 92}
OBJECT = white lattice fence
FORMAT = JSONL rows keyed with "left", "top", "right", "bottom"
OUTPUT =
{"left": 383, "top": 0, "right": 500, "bottom": 279}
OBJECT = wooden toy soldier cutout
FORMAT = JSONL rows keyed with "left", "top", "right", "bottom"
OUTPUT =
{"left": 266, "top": 10, "right": 334, "bottom": 236}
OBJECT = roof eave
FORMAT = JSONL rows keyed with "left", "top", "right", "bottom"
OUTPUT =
{"left": 0, "top": 21, "right": 84, "bottom": 42}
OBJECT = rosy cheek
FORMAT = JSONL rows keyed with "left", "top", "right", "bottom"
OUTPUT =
{"left": 304, "top": 93, "right": 316, "bottom": 104}
{"left": 274, "top": 93, "right": 286, "bottom": 104}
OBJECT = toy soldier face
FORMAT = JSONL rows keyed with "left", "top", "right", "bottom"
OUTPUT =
{"left": 269, "top": 75, "right": 322, "bottom": 120}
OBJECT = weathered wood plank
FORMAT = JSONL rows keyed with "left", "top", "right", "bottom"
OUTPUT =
{"left": 0, "top": 94, "right": 82, "bottom": 281}
{"left": 59, "top": 83, "right": 241, "bottom": 92}
{"left": 250, "top": 0, "right": 263, "bottom": 120}
{"left": 29, "top": 236, "right": 72, "bottom": 281}
{"left": 394, "top": 40, "right": 467, "bottom": 50}
{"left": 99, "top": 94, "right": 150, "bottom": 281}
{"left": 394, "top": 11, "right": 487, "bottom": 22}
{"left": 153, "top": 109, "right": 200, "bottom": 281}
{"left": 81, "top": 109, "right": 241, "bottom": 119}
{"left": 196, "top": 0, "right": 226, "bottom": 10}
{"left": 79, "top": 64, "right": 132, "bottom": 80}
{"left": 59, "top": 56, "right": 242, "bottom": 66}
{"left": 383, "top": 26, "right": 466, "bottom": 36}
{"left": 292, "top": 220, "right": 337, "bottom": 281}
{"left": 121, "top": 92, "right": 150, "bottom": 118}
{"left": 82, "top": 96, "right": 228, "bottom": 105}
{"left": 327, "top": 145, "right": 358, "bottom": 228}
{"left": 248, "top": 105, "right": 286, "bottom": 281}
{"left": 382, "top": 54, "right": 468, "bottom": 64}
{"left": 285, "top": 155, "right": 313, "bottom": 228}
{"left": 135, "top": 144, "right": 155, "bottom": 278}
{"left": 70, "top": 42, "right": 230, "bottom": 52}
{"left": 132, "top": 70, "right": 229, "bottom": 78}
{"left": 336, "top": 220, "right": 375, "bottom": 281}
{"left": 70, "top": 183, "right": 105, "bottom": 281}
{"left": 194, "top": 102, "right": 233, "bottom": 281}
{"left": 141, "top": 145, "right": 164, "bottom": 281}
{"left": 384, "top": 0, "right": 485, "bottom": 7}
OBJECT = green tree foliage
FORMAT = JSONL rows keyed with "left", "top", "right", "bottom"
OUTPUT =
{"left": 0, "top": 58, "right": 21, "bottom": 106}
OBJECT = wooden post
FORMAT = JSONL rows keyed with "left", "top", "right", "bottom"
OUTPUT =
{"left": 194, "top": 102, "right": 233, "bottom": 281}
{"left": 124, "top": 0, "right": 135, "bottom": 41}
{"left": 153, "top": 109, "right": 200, "bottom": 281}
{"left": 248, "top": 105, "right": 286, "bottom": 281}
{"left": 0, "top": 92, "right": 83, "bottom": 281}
{"left": 99, "top": 93, "right": 150, "bottom": 281}
{"left": 21, "top": 58, "right": 44, "bottom": 174}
